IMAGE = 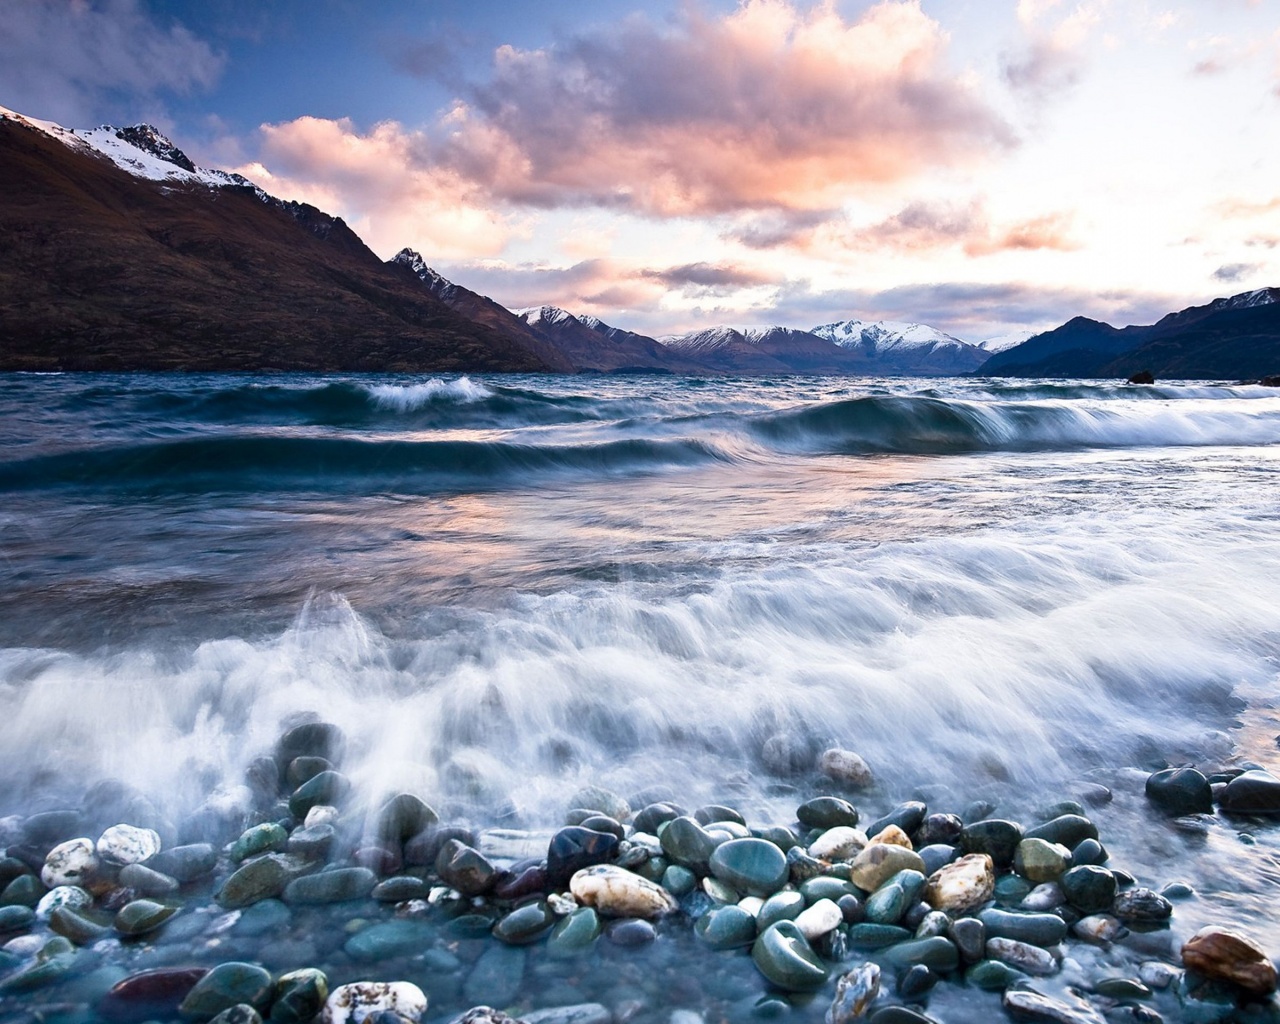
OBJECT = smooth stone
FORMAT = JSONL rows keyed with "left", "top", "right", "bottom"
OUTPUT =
{"left": 50, "top": 905, "right": 110, "bottom": 945}
{"left": 798, "top": 798, "right": 860, "bottom": 830}
{"left": 809, "top": 826, "right": 869, "bottom": 862}
{"left": 848, "top": 923, "right": 911, "bottom": 949}
{"left": 1060, "top": 866, "right": 1116, "bottom": 915}
{"left": 1002, "top": 988, "right": 1105, "bottom": 1024}
{"left": 986, "top": 936, "right": 1058, "bottom": 975}
{"left": 570, "top": 864, "right": 678, "bottom": 919}
{"left": 923, "top": 853, "right": 994, "bottom": 914}
{"left": 884, "top": 936, "right": 959, "bottom": 972}
{"left": 757, "top": 891, "right": 807, "bottom": 932}
{"left": 548, "top": 907, "right": 601, "bottom": 956}
{"left": 916, "top": 814, "right": 963, "bottom": 847}
{"left": 268, "top": 968, "right": 329, "bottom": 1024}
{"left": 402, "top": 825, "right": 473, "bottom": 867}
{"left": 36, "top": 884, "right": 92, "bottom": 919}
{"left": 1113, "top": 888, "right": 1173, "bottom": 923}
{"left": 827, "top": 963, "right": 880, "bottom": 1024}
{"left": 99, "top": 968, "right": 211, "bottom": 1023}
{"left": 209, "top": 1007, "right": 261, "bottom": 1024}
{"left": 217, "top": 854, "right": 298, "bottom": 909}
{"left": 605, "top": 917, "right": 655, "bottom": 946}
{"left": 436, "top": 840, "right": 497, "bottom": 896}
{"left": 42, "top": 838, "right": 99, "bottom": 888}
{"left": 819, "top": 749, "right": 874, "bottom": 788}
{"left": 1023, "top": 815, "right": 1098, "bottom": 850}
{"left": 1220, "top": 770, "right": 1280, "bottom": 815}
{"left": 286, "top": 756, "right": 332, "bottom": 789}
{"left": 567, "top": 786, "right": 630, "bottom": 821}
{"left": 1015, "top": 839, "right": 1071, "bottom": 883}
{"left": 1022, "top": 883, "right": 1065, "bottom": 911}
{"left": 275, "top": 722, "right": 345, "bottom": 780}
{"left": 283, "top": 867, "right": 376, "bottom": 905}
{"left": 21, "top": 809, "right": 83, "bottom": 847}
{"left": 179, "top": 962, "right": 273, "bottom": 1020}
{"left": 949, "top": 916, "right": 986, "bottom": 963}
{"left": 231, "top": 824, "right": 287, "bottom": 864}
{"left": 759, "top": 825, "right": 801, "bottom": 852}
{"left": 1181, "top": 926, "right": 1278, "bottom": 996}
{"left": 898, "top": 964, "right": 937, "bottom": 1000}
{"left": 118, "top": 863, "right": 180, "bottom": 897}
{"left": 523, "top": 1005, "right": 611, "bottom": 1024}
{"left": 232, "top": 899, "right": 289, "bottom": 937}
{"left": 703, "top": 876, "right": 739, "bottom": 904}
{"left": 659, "top": 817, "right": 717, "bottom": 873}
{"left": 1072, "top": 914, "right": 1124, "bottom": 944}
{"left": 794, "top": 898, "right": 843, "bottom": 940}
{"left": 917, "top": 845, "right": 957, "bottom": 876}
{"left": 865, "top": 802, "right": 927, "bottom": 840}
{"left": 710, "top": 838, "right": 789, "bottom": 897}
{"left": 376, "top": 794, "right": 438, "bottom": 844}
{"left": 147, "top": 843, "right": 217, "bottom": 882}
{"left": 286, "top": 824, "right": 335, "bottom": 860}
{"left": 1161, "top": 881, "right": 1194, "bottom": 900}
{"left": 115, "top": 899, "right": 178, "bottom": 936}
{"left": 303, "top": 805, "right": 338, "bottom": 829}
{"left": 0, "top": 873, "right": 44, "bottom": 907}
{"left": 1176, "top": 972, "right": 1237, "bottom": 1024}
{"left": 463, "top": 946, "right": 524, "bottom": 1007}
{"left": 372, "top": 877, "right": 429, "bottom": 903}
{"left": 865, "top": 869, "right": 925, "bottom": 925}
{"left": 694, "top": 904, "right": 757, "bottom": 950}
{"left": 0, "top": 905, "right": 34, "bottom": 932}
{"left": 851, "top": 844, "right": 925, "bottom": 892}
{"left": 1139, "top": 962, "right": 1181, "bottom": 990}
{"left": 321, "top": 981, "right": 427, "bottom": 1024}
{"left": 633, "top": 803, "right": 683, "bottom": 835}
{"left": 343, "top": 920, "right": 433, "bottom": 961}
{"left": 788, "top": 847, "right": 830, "bottom": 884}
{"left": 868, "top": 825, "right": 913, "bottom": 849}
{"left": 996, "top": 874, "right": 1032, "bottom": 905}
{"left": 752, "top": 921, "right": 829, "bottom": 991}
{"left": 1070, "top": 838, "right": 1107, "bottom": 866}
{"left": 1145, "top": 768, "right": 1213, "bottom": 816}
{"left": 695, "top": 804, "right": 746, "bottom": 826}
{"left": 959, "top": 820, "right": 1022, "bottom": 869}
{"left": 494, "top": 863, "right": 550, "bottom": 901}
{"left": 838, "top": 893, "right": 864, "bottom": 924}
{"left": 966, "top": 959, "right": 1025, "bottom": 991}
{"left": 800, "top": 876, "right": 861, "bottom": 904}
{"left": 493, "top": 901, "right": 557, "bottom": 945}
{"left": 98, "top": 824, "right": 162, "bottom": 866}
{"left": 979, "top": 909, "right": 1068, "bottom": 947}
{"left": 661, "top": 864, "right": 697, "bottom": 896}
{"left": 288, "top": 771, "right": 350, "bottom": 819}
{"left": 1094, "top": 978, "right": 1151, "bottom": 1000}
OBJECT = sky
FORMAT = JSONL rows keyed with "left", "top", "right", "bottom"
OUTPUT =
{"left": 2, "top": 0, "right": 1279, "bottom": 341}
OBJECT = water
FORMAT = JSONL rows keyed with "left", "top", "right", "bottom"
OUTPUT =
{"left": 2, "top": 372, "right": 1280, "bottom": 1017}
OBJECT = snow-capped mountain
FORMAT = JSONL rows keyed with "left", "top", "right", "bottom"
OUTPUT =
{"left": 511, "top": 306, "right": 713, "bottom": 373}
{"left": 977, "top": 331, "right": 1035, "bottom": 354}
{"left": 810, "top": 319, "right": 988, "bottom": 374}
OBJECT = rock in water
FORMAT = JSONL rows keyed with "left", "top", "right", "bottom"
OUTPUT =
{"left": 270, "top": 968, "right": 329, "bottom": 1024}
{"left": 923, "top": 854, "right": 994, "bottom": 914}
{"left": 709, "top": 838, "right": 788, "bottom": 897}
{"left": 320, "top": 981, "right": 427, "bottom": 1024}
{"left": 99, "top": 968, "right": 209, "bottom": 1023}
{"left": 1219, "top": 770, "right": 1280, "bottom": 815}
{"left": 1145, "top": 768, "right": 1212, "bottom": 816}
{"left": 809, "top": 827, "right": 868, "bottom": 861}
{"left": 752, "top": 921, "right": 830, "bottom": 992}
{"left": 850, "top": 845, "right": 926, "bottom": 892}
{"left": 1181, "top": 926, "right": 1278, "bottom": 996}
{"left": 1112, "top": 888, "right": 1172, "bottom": 923}
{"left": 827, "top": 963, "right": 880, "bottom": 1023}
{"left": 42, "top": 839, "right": 99, "bottom": 888}
{"left": 97, "top": 824, "right": 162, "bottom": 865}
{"left": 1002, "top": 988, "right": 1106, "bottom": 1024}
{"left": 818, "top": 750, "right": 874, "bottom": 788}
{"left": 179, "top": 963, "right": 273, "bottom": 1020}
{"left": 569, "top": 865, "right": 678, "bottom": 919}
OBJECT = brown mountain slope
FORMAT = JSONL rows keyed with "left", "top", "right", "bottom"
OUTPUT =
{"left": 0, "top": 118, "right": 560, "bottom": 372}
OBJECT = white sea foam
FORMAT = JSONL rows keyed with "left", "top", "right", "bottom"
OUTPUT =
{"left": 365, "top": 377, "right": 493, "bottom": 411}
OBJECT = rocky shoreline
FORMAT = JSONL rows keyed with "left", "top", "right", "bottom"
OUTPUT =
{"left": 0, "top": 723, "right": 1275, "bottom": 1024}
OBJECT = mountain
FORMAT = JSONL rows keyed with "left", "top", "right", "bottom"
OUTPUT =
{"left": 977, "top": 331, "right": 1034, "bottom": 354}
{"left": 978, "top": 288, "right": 1280, "bottom": 378}
{"left": 512, "top": 306, "right": 712, "bottom": 373}
{"left": 658, "top": 325, "right": 874, "bottom": 374}
{"left": 810, "top": 320, "right": 989, "bottom": 375}
{"left": 0, "top": 105, "right": 562, "bottom": 372}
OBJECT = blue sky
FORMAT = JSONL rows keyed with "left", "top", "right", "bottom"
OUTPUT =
{"left": 3, "top": 0, "right": 1279, "bottom": 340}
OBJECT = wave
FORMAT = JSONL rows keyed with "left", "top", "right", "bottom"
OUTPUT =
{"left": 751, "top": 394, "right": 1280, "bottom": 455}
{"left": 0, "top": 433, "right": 729, "bottom": 494}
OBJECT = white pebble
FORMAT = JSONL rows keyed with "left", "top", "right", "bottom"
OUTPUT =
{"left": 41, "top": 838, "right": 98, "bottom": 888}
{"left": 808, "top": 826, "right": 868, "bottom": 861}
{"left": 321, "top": 981, "right": 428, "bottom": 1024}
{"left": 305, "top": 805, "right": 340, "bottom": 829}
{"left": 97, "top": 824, "right": 162, "bottom": 865}
{"left": 35, "top": 886, "right": 92, "bottom": 920}
{"left": 737, "top": 896, "right": 764, "bottom": 917}
{"left": 793, "top": 897, "right": 842, "bottom": 940}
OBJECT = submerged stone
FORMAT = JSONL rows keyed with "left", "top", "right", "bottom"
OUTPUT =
{"left": 179, "top": 962, "right": 273, "bottom": 1020}
{"left": 709, "top": 838, "right": 789, "bottom": 897}
{"left": 752, "top": 921, "right": 830, "bottom": 991}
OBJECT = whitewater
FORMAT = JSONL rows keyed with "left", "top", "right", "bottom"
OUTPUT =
{"left": 1, "top": 371, "right": 1279, "bottom": 1020}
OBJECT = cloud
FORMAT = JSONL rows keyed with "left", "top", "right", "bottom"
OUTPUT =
{"left": 1213, "top": 262, "right": 1261, "bottom": 282}
{"left": 1003, "top": 0, "right": 1106, "bottom": 101}
{"left": 235, "top": 117, "right": 513, "bottom": 260}
{"left": 0, "top": 0, "right": 223, "bottom": 125}
{"left": 640, "top": 262, "right": 778, "bottom": 294}
{"left": 422, "top": 0, "right": 1012, "bottom": 216}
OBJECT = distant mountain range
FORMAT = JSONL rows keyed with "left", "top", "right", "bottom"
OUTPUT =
{"left": 1, "top": 102, "right": 1276, "bottom": 379}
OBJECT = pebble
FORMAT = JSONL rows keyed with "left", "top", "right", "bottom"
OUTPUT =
{"left": 1002, "top": 987, "right": 1106, "bottom": 1024}
{"left": 41, "top": 838, "right": 99, "bottom": 888}
{"left": 1015, "top": 839, "right": 1071, "bottom": 883}
{"left": 826, "top": 963, "right": 880, "bottom": 1024}
{"left": 523, "top": 1004, "right": 611, "bottom": 1024}
{"left": 1139, "top": 961, "right": 1180, "bottom": 990}
{"left": 97, "top": 824, "right": 162, "bottom": 866}
{"left": 114, "top": 899, "right": 178, "bottom": 937}
{"left": 36, "top": 884, "right": 92, "bottom": 919}
{"left": 270, "top": 968, "right": 329, "bottom": 1024}
{"left": 1022, "top": 883, "right": 1064, "bottom": 911}
{"left": 865, "top": 803, "right": 928, "bottom": 840}
{"left": 320, "top": 981, "right": 428, "bottom": 1024}
{"left": 1060, "top": 866, "right": 1116, "bottom": 914}
{"left": 793, "top": 898, "right": 843, "bottom": 940}
{"left": 283, "top": 867, "right": 377, "bottom": 905}
{"left": 959, "top": 820, "right": 1023, "bottom": 868}
{"left": 709, "top": 838, "right": 788, "bottom": 897}
{"left": 986, "top": 936, "right": 1058, "bottom": 975}
{"left": 751, "top": 921, "right": 829, "bottom": 991}
{"left": 696, "top": 904, "right": 757, "bottom": 950}
{"left": 883, "top": 936, "right": 959, "bottom": 972}
{"left": 118, "top": 863, "right": 180, "bottom": 897}
{"left": 1145, "top": 768, "right": 1213, "bottom": 816}
{"left": 850, "top": 844, "right": 926, "bottom": 892}
{"left": 1113, "top": 888, "right": 1172, "bottom": 922}
{"left": 797, "top": 797, "right": 860, "bottom": 830}
{"left": 818, "top": 749, "right": 874, "bottom": 788}
{"left": 923, "top": 853, "right": 994, "bottom": 913}
{"left": 570, "top": 865, "right": 678, "bottom": 919}
{"left": 1181, "top": 926, "right": 1278, "bottom": 996}
{"left": 949, "top": 916, "right": 986, "bottom": 963}
{"left": 179, "top": 962, "right": 274, "bottom": 1020}
{"left": 809, "top": 826, "right": 868, "bottom": 861}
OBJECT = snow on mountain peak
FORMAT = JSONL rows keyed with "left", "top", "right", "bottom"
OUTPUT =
{"left": 515, "top": 306, "right": 577, "bottom": 328}
{"left": 1212, "top": 287, "right": 1280, "bottom": 311}
{"left": 811, "top": 318, "right": 969, "bottom": 352}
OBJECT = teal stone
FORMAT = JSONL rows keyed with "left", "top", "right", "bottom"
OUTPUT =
{"left": 216, "top": 855, "right": 294, "bottom": 909}
{"left": 865, "top": 870, "right": 925, "bottom": 926}
{"left": 230, "top": 824, "right": 286, "bottom": 864}
{"left": 343, "top": 919, "right": 433, "bottom": 961}
{"left": 636, "top": 856, "right": 667, "bottom": 883}
{"left": 994, "top": 874, "right": 1031, "bottom": 905}
{"left": 282, "top": 867, "right": 376, "bottom": 905}
{"left": 847, "top": 923, "right": 912, "bottom": 949}
{"left": 695, "top": 905, "right": 758, "bottom": 950}
{"left": 287, "top": 771, "right": 350, "bottom": 819}
{"left": 493, "top": 901, "right": 556, "bottom": 945}
{"left": 710, "top": 838, "right": 789, "bottom": 897}
{"left": 796, "top": 797, "right": 859, "bottom": 829}
{"left": 178, "top": 962, "right": 273, "bottom": 1020}
{"left": 1037, "top": 800, "right": 1086, "bottom": 820}
{"left": 751, "top": 921, "right": 829, "bottom": 992}
{"left": 757, "top": 891, "right": 806, "bottom": 933}
{"left": 966, "top": 959, "right": 1026, "bottom": 990}
{"left": 1060, "top": 865, "right": 1116, "bottom": 914}
{"left": 662, "top": 865, "right": 697, "bottom": 896}
{"left": 959, "top": 820, "right": 1023, "bottom": 869}
{"left": 799, "top": 877, "right": 861, "bottom": 905}
{"left": 696, "top": 804, "right": 747, "bottom": 827}
{"left": 659, "top": 816, "right": 718, "bottom": 872}
{"left": 0, "top": 938, "right": 77, "bottom": 994}
{"left": 757, "top": 826, "right": 801, "bottom": 852}
{"left": 1024, "top": 815, "right": 1097, "bottom": 849}
{"left": 447, "top": 914, "right": 497, "bottom": 939}
{"left": 0, "top": 905, "right": 34, "bottom": 931}
{"left": 269, "top": 968, "right": 329, "bottom": 1024}
{"left": 884, "top": 937, "right": 959, "bottom": 972}
{"left": 371, "top": 876, "right": 429, "bottom": 902}
{"left": 707, "top": 821, "right": 752, "bottom": 840}
{"left": 1095, "top": 978, "right": 1151, "bottom": 1000}
{"left": 114, "top": 899, "right": 178, "bottom": 937}
{"left": 0, "top": 874, "right": 45, "bottom": 908}
{"left": 978, "top": 909, "right": 1067, "bottom": 947}
{"left": 548, "top": 908, "right": 601, "bottom": 956}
